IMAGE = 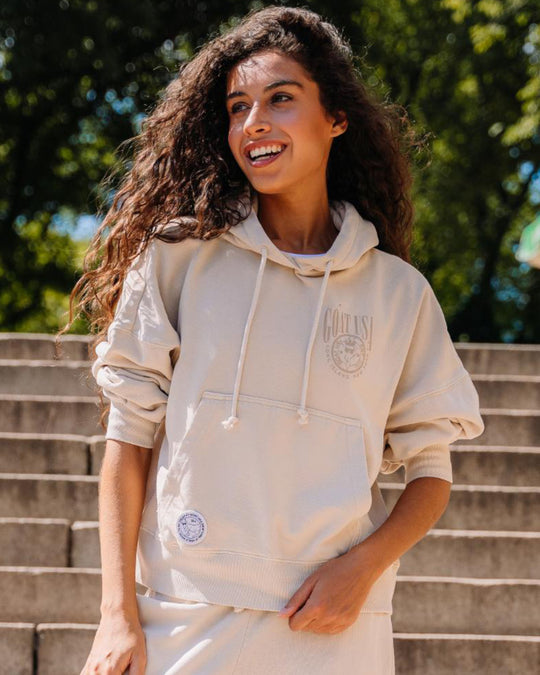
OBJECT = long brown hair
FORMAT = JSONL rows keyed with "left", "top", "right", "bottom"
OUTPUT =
{"left": 58, "top": 4, "right": 428, "bottom": 419}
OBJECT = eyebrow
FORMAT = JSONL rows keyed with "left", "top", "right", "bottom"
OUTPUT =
{"left": 226, "top": 79, "right": 304, "bottom": 101}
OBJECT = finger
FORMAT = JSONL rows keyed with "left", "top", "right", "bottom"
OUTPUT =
{"left": 303, "top": 617, "right": 320, "bottom": 632}
{"left": 303, "top": 619, "right": 342, "bottom": 635}
{"left": 128, "top": 649, "right": 147, "bottom": 675}
{"left": 288, "top": 598, "right": 321, "bottom": 632}
{"left": 278, "top": 577, "right": 317, "bottom": 617}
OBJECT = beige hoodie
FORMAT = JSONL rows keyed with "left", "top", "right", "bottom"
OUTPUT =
{"left": 91, "top": 192, "right": 485, "bottom": 613}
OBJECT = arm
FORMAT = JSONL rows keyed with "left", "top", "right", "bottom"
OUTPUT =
{"left": 81, "top": 440, "right": 152, "bottom": 674}
{"left": 92, "top": 239, "right": 180, "bottom": 613}
{"left": 347, "top": 476, "right": 451, "bottom": 578}
{"left": 98, "top": 439, "right": 153, "bottom": 618}
{"left": 83, "top": 239, "right": 190, "bottom": 672}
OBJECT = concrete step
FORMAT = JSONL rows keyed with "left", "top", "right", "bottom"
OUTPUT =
{"left": 0, "top": 517, "right": 101, "bottom": 567}
{"left": 392, "top": 576, "right": 540, "bottom": 635}
{"left": 472, "top": 375, "right": 540, "bottom": 409}
{"left": 378, "top": 445, "right": 540, "bottom": 486}
{"left": 0, "top": 395, "right": 102, "bottom": 436}
{"left": 0, "top": 360, "right": 95, "bottom": 396}
{"left": 0, "top": 474, "right": 99, "bottom": 520}
{"left": 0, "top": 622, "right": 35, "bottom": 675}
{"left": 394, "top": 633, "right": 540, "bottom": 675}
{"left": 33, "top": 623, "right": 98, "bottom": 675}
{"left": 1, "top": 567, "right": 538, "bottom": 635}
{"left": 0, "top": 333, "right": 93, "bottom": 361}
{"left": 464, "top": 409, "right": 539, "bottom": 447}
{"left": 0, "top": 432, "right": 104, "bottom": 475}
{"left": 398, "top": 529, "right": 540, "bottom": 579}
{"left": 0, "top": 567, "right": 102, "bottom": 623}
{"left": 0, "top": 518, "right": 100, "bottom": 568}
{"left": 456, "top": 343, "right": 540, "bottom": 376}
{"left": 1, "top": 474, "right": 538, "bottom": 531}
{"left": 0, "top": 518, "right": 71, "bottom": 567}
{"left": 382, "top": 483, "right": 540, "bottom": 531}
{"left": 70, "top": 521, "right": 101, "bottom": 569}
{"left": 449, "top": 445, "right": 540, "bottom": 486}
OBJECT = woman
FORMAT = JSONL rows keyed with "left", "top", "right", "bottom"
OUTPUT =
{"left": 65, "top": 5, "right": 485, "bottom": 674}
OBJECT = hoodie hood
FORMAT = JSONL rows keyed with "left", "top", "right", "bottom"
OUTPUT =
{"left": 220, "top": 191, "right": 380, "bottom": 278}
{"left": 218, "top": 192, "right": 380, "bottom": 430}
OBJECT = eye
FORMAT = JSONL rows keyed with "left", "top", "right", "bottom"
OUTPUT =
{"left": 230, "top": 101, "right": 248, "bottom": 114}
{"left": 229, "top": 93, "right": 292, "bottom": 115}
{"left": 272, "top": 93, "right": 292, "bottom": 103}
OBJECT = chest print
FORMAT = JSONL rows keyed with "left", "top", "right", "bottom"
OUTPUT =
{"left": 322, "top": 304, "right": 373, "bottom": 378}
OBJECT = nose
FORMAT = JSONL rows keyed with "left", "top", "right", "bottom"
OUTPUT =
{"left": 243, "top": 103, "right": 271, "bottom": 136}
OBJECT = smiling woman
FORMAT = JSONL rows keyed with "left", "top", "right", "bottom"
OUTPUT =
{"left": 65, "top": 4, "right": 485, "bottom": 675}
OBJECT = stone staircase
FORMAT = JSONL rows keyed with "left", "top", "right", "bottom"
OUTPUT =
{"left": 0, "top": 333, "right": 538, "bottom": 674}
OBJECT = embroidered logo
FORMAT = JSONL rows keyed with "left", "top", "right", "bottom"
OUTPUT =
{"left": 323, "top": 304, "right": 373, "bottom": 378}
{"left": 176, "top": 510, "right": 207, "bottom": 545}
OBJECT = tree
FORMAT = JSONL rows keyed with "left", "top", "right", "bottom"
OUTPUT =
{"left": 0, "top": 0, "right": 251, "bottom": 331}
{"left": 333, "top": 0, "right": 539, "bottom": 341}
{"left": 1, "top": 0, "right": 538, "bottom": 340}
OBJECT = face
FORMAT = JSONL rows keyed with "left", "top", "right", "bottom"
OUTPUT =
{"left": 225, "top": 50, "right": 347, "bottom": 196}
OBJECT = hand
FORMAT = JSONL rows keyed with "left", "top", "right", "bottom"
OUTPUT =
{"left": 80, "top": 609, "right": 147, "bottom": 674}
{"left": 278, "top": 545, "right": 383, "bottom": 635}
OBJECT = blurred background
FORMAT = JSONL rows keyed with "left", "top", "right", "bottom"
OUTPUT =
{"left": 1, "top": 0, "right": 539, "bottom": 341}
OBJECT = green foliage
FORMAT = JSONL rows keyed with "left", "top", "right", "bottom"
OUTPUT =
{"left": 341, "top": 0, "right": 539, "bottom": 341}
{"left": 1, "top": 0, "right": 538, "bottom": 341}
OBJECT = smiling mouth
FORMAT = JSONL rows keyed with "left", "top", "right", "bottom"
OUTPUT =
{"left": 246, "top": 146, "right": 286, "bottom": 166}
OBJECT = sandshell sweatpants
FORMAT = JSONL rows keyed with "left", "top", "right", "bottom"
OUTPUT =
{"left": 135, "top": 587, "right": 396, "bottom": 675}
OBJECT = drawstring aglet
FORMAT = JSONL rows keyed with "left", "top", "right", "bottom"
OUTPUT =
{"left": 297, "top": 408, "right": 309, "bottom": 425}
{"left": 222, "top": 415, "right": 239, "bottom": 430}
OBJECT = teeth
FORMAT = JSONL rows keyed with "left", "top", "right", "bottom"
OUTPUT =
{"left": 248, "top": 144, "right": 284, "bottom": 159}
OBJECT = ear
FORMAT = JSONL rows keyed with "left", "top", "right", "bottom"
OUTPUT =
{"left": 330, "top": 110, "right": 348, "bottom": 137}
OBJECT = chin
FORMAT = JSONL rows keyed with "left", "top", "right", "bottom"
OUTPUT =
{"left": 245, "top": 177, "right": 294, "bottom": 195}
{"left": 250, "top": 185, "right": 285, "bottom": 195}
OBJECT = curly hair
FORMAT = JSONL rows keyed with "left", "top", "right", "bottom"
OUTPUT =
{"left": 58, "top": 4, "right": 428, "bottom": 429}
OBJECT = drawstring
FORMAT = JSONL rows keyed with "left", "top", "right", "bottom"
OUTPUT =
{"left": 221, "top": 246, "right": 269, "bottom": 430}
{"left": 296, "top": 258, "right": 333, "bottom": 425}
{"left": 221, "top": 249, "right": 334, "bottom": 429}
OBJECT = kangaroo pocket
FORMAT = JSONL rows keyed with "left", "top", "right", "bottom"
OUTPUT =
{"left": 157, "top": 390, "right": 373, "bottom": 564}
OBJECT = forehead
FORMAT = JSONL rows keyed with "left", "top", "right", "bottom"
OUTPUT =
{"left": 226, "top": 50, "right": 310, "bottom": 90}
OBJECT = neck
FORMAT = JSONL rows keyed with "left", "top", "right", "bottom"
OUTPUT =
{"left": 256, "top": 189, "right": 338, "bottom": 255}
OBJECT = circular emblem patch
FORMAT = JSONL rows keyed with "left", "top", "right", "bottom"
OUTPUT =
{"left": 331, "top": 334, "right": 367, "bottom": 373}
{"left": 176, "top": 510, "right": 207, "bottom": 545}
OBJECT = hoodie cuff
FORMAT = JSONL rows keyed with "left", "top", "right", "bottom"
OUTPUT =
{"left": 105, "top": 401, "right": 158, "bottom": 449}
{"left": 403, "top": 443, "right": 453, "bottom": 484}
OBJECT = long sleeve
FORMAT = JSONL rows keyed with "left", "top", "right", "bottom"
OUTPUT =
{"left": 381, "top": 280, "right": 485, "bottom": 484}
{"left": 91, "top": 239, "right": 182, "bottom": 449}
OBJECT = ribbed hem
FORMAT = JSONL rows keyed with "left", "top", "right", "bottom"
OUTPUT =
{"left": 106, "top": 402, "right": 157, "bottom": 449}
{"left": 403, "top": 443, "right": 453, "bottom": 484}
{"left": 136, "top": 526, "right": 400, "bottom": 614}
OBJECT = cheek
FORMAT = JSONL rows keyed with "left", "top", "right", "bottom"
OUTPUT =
{"left": 286, "top": 113, "right": 328, "bottom": 154}
{"left": 228, "top": 124, "right": 242, "bottom": 155}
